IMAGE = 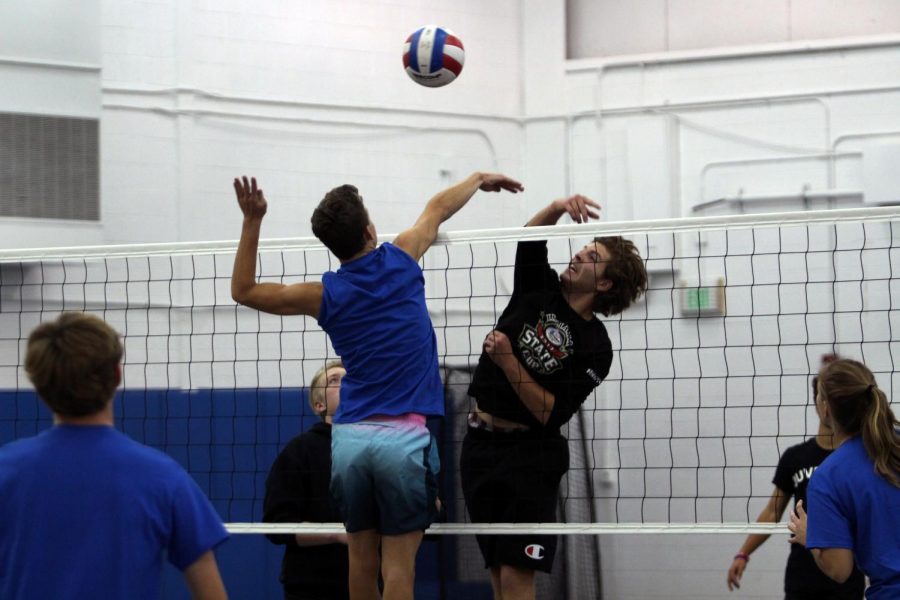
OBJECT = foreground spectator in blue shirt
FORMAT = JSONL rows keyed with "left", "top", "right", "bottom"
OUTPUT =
{"left": 0, "top": 312, "right": 229, "bottom": 600}
{"left": 788, "top": 358, "right": 900, "bottom": 599}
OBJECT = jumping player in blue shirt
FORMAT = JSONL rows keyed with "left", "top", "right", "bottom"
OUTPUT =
{"left": 231, "top": 172, "right": 523, "bottom": 600}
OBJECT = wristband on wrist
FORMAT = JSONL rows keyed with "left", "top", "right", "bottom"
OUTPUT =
{"left": 734, "top": 552, "right": 750, "bottom": 562}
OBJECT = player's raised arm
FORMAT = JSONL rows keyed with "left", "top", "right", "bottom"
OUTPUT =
{"left": 231, "top": 176, "right": 322, "bottom": 317}
{"left": 393, "top": 172, "right": 523, "bottom": 261}
{"left": 526, "top": 194, "right": 601, "bottom": 227}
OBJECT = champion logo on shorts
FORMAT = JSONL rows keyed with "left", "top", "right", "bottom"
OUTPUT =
{"left": 524, "top": 544, "right": 545, "bottom": 560}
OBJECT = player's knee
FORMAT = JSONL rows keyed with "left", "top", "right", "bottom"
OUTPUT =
{"left": 381, "top": 557, "right": 415, "bottom": 584}
{"left": 499, "top": 565, "right": 535, "bottom": 596}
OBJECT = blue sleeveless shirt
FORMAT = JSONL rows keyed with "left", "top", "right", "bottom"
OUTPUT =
{"left": 318, "top": 242, "right": 444, "bottom": 423}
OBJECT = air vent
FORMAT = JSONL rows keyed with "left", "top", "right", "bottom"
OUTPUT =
{"left": 0, "top": 113, "right": 99, "bottom": 221}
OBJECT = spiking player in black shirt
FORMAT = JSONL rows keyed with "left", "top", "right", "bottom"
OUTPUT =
{"left": 460, "top": 195, "right": 648, "bottom": 600}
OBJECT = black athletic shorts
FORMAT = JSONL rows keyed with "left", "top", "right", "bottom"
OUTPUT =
{"left": 459, "top": 424, "right": 569, "bottom": 573}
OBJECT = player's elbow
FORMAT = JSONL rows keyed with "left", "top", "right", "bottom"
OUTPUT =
{"left": 814, "top": 549, "right": 854, "bottom": 583}
{"left": 825, "top": 561, "right": 853, "bottom": 584}
{"left": 824, "top": 565, "right": 852, "bottom": 584}
{"left": 231, "top": 288, "right": 247, "bottom": 306}
{"left": 231, "top": 281, "right": 252, "bottom": 305}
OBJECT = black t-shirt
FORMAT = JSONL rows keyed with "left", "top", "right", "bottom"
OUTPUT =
{"left": 263, "top": 422, "right": 349, "bottom": 599}
{"left": 468, "top": 241, "right": 613, "bottom": 432}
{"left": 773, "top": 437, "right": 865, "bottom": 597}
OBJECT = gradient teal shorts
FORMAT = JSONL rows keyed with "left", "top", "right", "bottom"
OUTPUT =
{"left": 330, "top": 414, "right": 440, "bottom": 534}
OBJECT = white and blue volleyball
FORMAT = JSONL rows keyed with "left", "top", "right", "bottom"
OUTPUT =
{"left": 403, "top": 25, "right": 464, "bottom": 88}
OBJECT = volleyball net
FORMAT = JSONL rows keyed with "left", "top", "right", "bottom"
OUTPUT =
{"left": 1, "top": 206, "right": 899, "bottom": 538}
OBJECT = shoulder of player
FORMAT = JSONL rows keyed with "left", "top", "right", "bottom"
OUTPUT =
{"left": 112, "top": 435, "right": 199, "bottom": 482}
{"left": 382, "top": 241, "right": 422, "bottom": 267}
{"left": 0, "top": 436, "right": 42, "bottom": 477}
{"left": 300, "top": 424, "right": 333, "bottom": 446}
{"left": 789, "top": 436, "right": 821, "bottom": 455}
{"left": 575, "top": 317, "right": 612, "bottom": 353}
{"left": 280, "top": 427, "right": 330, "bottom": 458}
{"left": 781, "top": 439, "right": 837, "bottom": 473}
{"left": 775, "top": 440, "right": 808, "bottom": 467}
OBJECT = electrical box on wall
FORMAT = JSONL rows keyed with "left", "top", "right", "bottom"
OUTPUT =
{"left": 863, "top": 143, "right": 900, "bottom": 205}
{"left": 680, "top": 277, "right": 726, "bottom": 316}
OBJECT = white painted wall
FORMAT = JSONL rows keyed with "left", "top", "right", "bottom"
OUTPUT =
{"left": 98, "top": 0, "right": 526, "bottom": 245}
{"left": 0, "top": 0, "right": 104, "bottom": 247}
{"left": 568, "top": 0, "right": 900, "bottom": 59}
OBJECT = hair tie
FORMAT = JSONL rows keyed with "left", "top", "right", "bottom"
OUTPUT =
{"left": 867, "top": 383, "right": 875, "bottom": 393}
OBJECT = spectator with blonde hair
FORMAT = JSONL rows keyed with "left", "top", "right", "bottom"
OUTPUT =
{"left": 264, "top": 360, "right": 349, "bottom": 600}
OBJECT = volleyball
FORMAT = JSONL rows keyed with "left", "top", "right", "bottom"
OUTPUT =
{"left": 403, "top": 25, "right": 464, "bottom": 88}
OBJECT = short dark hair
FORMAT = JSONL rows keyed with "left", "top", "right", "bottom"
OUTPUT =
{"left": 593, "top": 236, "right": 647, "bottom": 316}
{"left": 311, "top": 185, "right": 369, "bottom": 260}
{"left": 25, "top": 312, "right": 123, "bottom": 417}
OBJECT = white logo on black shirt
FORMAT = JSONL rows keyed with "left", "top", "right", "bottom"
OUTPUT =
{"left": 518, "top": 312, "right": 574, "bottom": 375}
{"left": 792, "top": 466, "right": 817, "bottom": 487}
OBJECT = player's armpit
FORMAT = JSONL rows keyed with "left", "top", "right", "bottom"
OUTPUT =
{"left": 394, "top": 211, "right": 441, "bottom": 262}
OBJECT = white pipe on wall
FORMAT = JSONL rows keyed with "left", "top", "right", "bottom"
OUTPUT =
{"left": 0, "top": 56, "right": 101, "bottom": 72}
{"left": 698, "top": 152, "right": 862, "bottom": 205}
{"left": 101, "top": 102, "right": 501, "bottom": 170}
{"left": 565, "top": 33, "right": 900, "bottom": 75}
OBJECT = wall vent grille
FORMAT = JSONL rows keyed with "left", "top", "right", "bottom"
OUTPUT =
{"left": 0, "top": 113, "right": 99, "bottom": 221}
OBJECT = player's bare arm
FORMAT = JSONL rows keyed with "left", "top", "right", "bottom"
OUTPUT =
{"left": 483, "top": 329, "right": 556, "bottom": 425}
{"left": 231, "top": 176, "right": 323, "bottom": 317}
{"left": 526, "top": 194, "right": 601, "bottom": 227}
{"left": 394, "top": 172, "right": 523, "bottom": 262}
{"left": 727, "top": 486, "right": 790, "bottom": 590}
{"left": 788, "top": 500, "right": 855, "bottom": 584}
{"left": 183, "top": 550, "right": 228, "bottom": 600}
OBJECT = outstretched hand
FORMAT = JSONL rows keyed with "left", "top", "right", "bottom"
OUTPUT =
{"left": 787, "top": 500, "right": 807, "bottom": 547}
{"left": 554, "top": 194, "right": 600, "bottom": 223}
{"left": 234, "top": 176, "right": 267, "bottom": 220}
{"left": 479, "top": 173, "right": 524, "bottom": 194}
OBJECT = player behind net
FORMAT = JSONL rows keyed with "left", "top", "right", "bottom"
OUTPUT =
{"left": 460, "top": 194, "right": 648, "bottom": 600}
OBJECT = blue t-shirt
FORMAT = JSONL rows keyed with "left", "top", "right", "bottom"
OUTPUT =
{"left": 0, "top": 425, "right": 229, "bottom": 600}
{"left": 318, "top": 242, "right": 443, "bottom": 423}
{"left": 807, "top": 436, "right": 900, "bottom": 599}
